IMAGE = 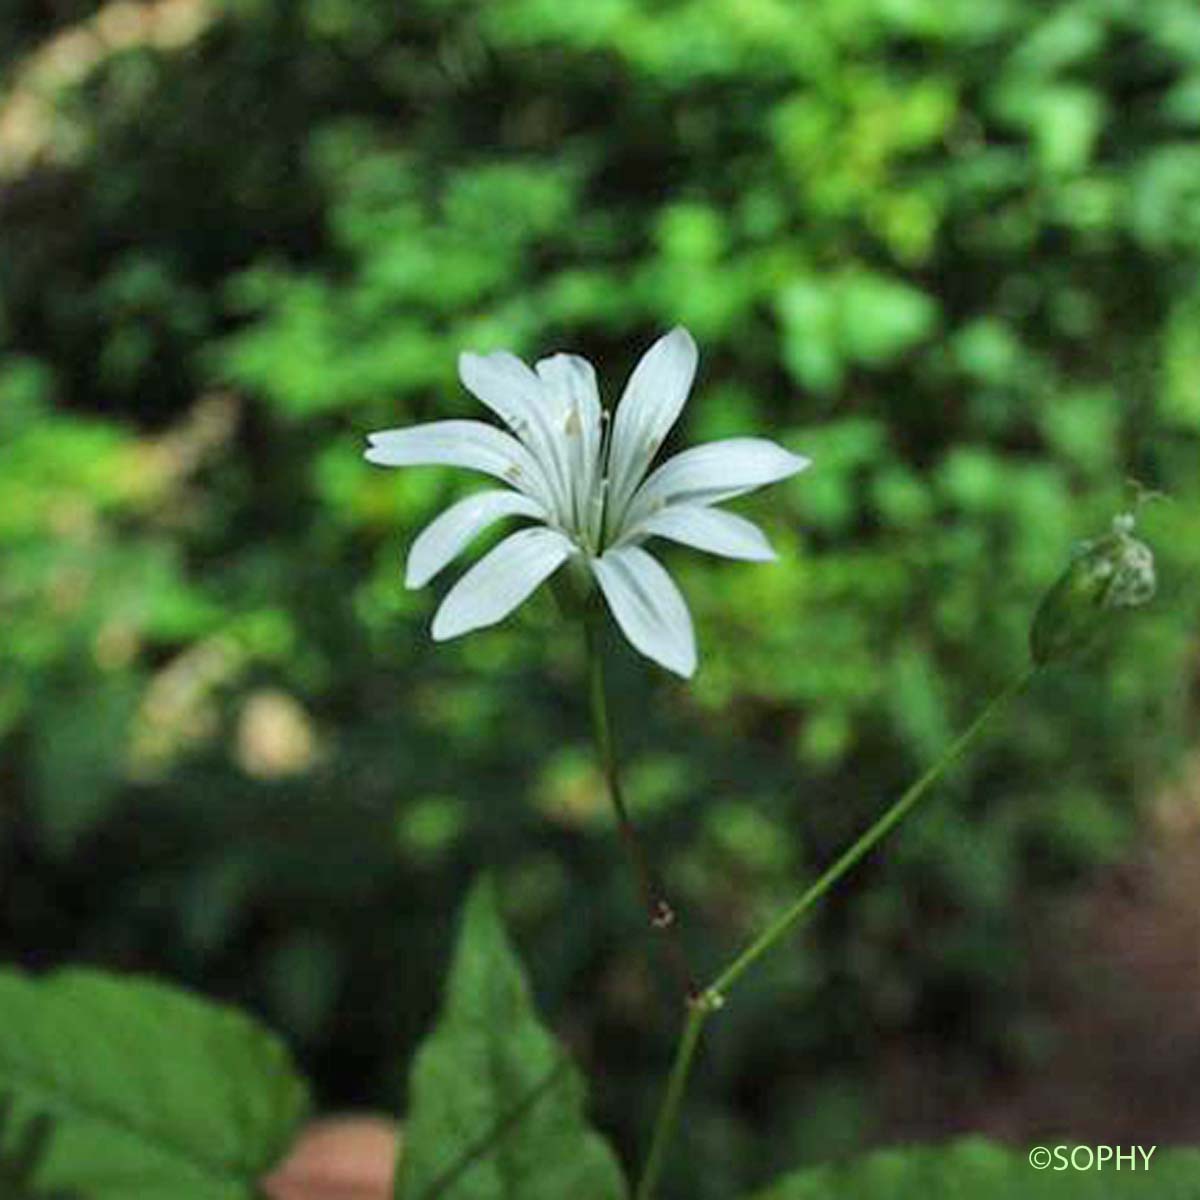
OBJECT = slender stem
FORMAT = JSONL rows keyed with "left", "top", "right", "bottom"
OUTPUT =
{"left": 635, "top": 665, "right": 1036, "bottom": 1200}
{"left": 585, "top": 615, "right": 700, "bottom": 1004}
{"left": 711, "top": 666, "right": 1034, "bottom": 998}
{"left": 635, "top": 1001, "right": 708, "bottom": 1200}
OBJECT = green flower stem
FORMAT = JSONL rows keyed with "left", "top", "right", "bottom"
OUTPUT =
{"left": 585, "top": 614, "right": 700, "bottom": 1004}
{"left": 710, "top": 666, "right": 1036, "bottom": 997}
{"left": 635, "top": 665, "right": 1036, "bottom": 1200}
{"left": 635, "top": 999, "right": 707, "bottom": 1200}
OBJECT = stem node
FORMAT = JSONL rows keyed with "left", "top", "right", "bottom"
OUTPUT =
{"left": 634, "top": 665, "right": 1036, "bottom": 1200}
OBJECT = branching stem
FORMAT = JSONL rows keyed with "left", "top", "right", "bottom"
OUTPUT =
{"left": 635, "top": 665, "right": 1037, "bottom": 1200}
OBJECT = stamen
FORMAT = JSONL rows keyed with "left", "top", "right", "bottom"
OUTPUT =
{"left": 598, "top": 408, "right": 613, "bottom": 476}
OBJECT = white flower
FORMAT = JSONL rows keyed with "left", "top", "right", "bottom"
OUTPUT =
{"left": 365, "top": 327, "right": 810, "bottom": 677}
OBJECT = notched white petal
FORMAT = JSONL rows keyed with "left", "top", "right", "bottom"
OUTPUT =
{"left": 606, "top": 327, "right": 699, "bottom": 524}
{"left": 536, "top": 352, "right": 604, "bottom": 530}
{"left": 430, "top": 527, "right": 574, "bottom": 642}
{"left": 592, "top": 545, "right": 697, "bottom": 678}
{"left": 631, "top": 504, "right": 777, "bottom": 561}
{"left": 536, "top": 353, "right": 602, "bottom": 441}
{"left": 624, "top": 437, "right": 810, "bottom": 529}
{"left": 364, "top": 420, "right": 556, "bottom": 510}
{"left": 365, "top": 419, "right": 525, "bottom": 474}
{"left": 459, "top": 351, "right": 575, "bottom": 524}
{"left": 406, "top": 490, "right": 546, "bottom": 589}
{"left": 458, "top": 351, "right": 544, "bottom": 435}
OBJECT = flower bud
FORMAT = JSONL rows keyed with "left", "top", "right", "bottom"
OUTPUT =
{"left": 1029, "top": 513, "right": 1156, "bottom": 666}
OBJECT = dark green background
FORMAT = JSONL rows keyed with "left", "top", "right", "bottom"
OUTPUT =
{"left": 2, "top": 0, "right": 1199, "bottom": 1194}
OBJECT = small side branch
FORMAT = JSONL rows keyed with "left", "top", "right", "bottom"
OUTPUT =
{"left": 635, "top": 665, "right": 1037, "bottom": 1200}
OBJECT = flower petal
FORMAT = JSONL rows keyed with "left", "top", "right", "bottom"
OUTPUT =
{"left": 365, "top": 420, "right": 556, "bottom": 510}
{"left": 536, "top": 353, "right": 602, "bottom": 441}
{"left": 457, "top": 351, "right": 545, "bottom": 431}
{"left": 536, "top": 352, "right": 603, "bottom": 532}
{"left": 627, "top": 504, "right": 777, "bottom": 561}
{"left": 591, "top": 545, "right": 697, "bottom": 678}
{"left": 623, "top": 437, "right": 810, "bottom": 529}
{"left": 606, "top": 328, "right": 698, "bottom": 526}
{"left": 459, "top": 351, "right": 573, "bottom": 521}
{"left": 430, "top": 527, "right": 574, "bottom": 641}
{"left": 406, "top": 490, "right": 546, "bottom": 589}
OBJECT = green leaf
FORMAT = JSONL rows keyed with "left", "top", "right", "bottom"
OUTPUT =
{"left": 751, "top": 1138, "right": 1200, "bottom": 1198}
{"left": 0, "top": 1093, "right": 73, "bottom": 1199}
{"left": 0, "top": 970, "right": 311, "bottom": 1199}
{"left": 397, "top": 878, "right": 627, "bottom": 1200}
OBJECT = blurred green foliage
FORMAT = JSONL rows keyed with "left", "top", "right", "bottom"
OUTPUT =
{"left": 1, "top": 0, "right": 1199, "bottom": 1196}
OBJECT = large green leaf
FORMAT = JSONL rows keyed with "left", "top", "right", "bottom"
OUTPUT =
{"left": 0, "top": 969, "right": 310, "bottom": 1199}
{"left": 397, "top": 878, "right": 627, "bottom": 1200}
{"left": 753, "top": 1138, "right": 1200, "bottom": 1199}
{"left": 0, "top": 1092, "right": 79, "bottom": 1199}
